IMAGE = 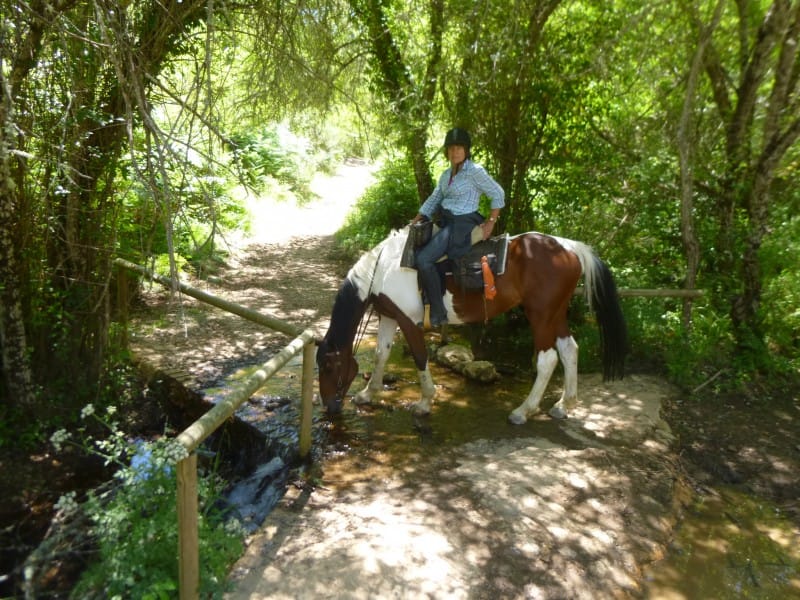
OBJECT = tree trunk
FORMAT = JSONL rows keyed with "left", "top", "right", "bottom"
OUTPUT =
{"left": 0, "top": 69, "right": 35, "bottom": 409}
{"left": 678, "top": 0, "right": 724, "bottom": 331}
{"left": 701, "top": 0, "right": 800, "bottom": 353}
{"left": 351, "top": 0, "right": 442, "bottom": 201}
{"left": 1, "top": 0, "right": 210, "bottom": 406}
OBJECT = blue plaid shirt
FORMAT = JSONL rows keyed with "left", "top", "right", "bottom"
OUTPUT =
{"left": 419, "top": 159, "right": 505, "bottom": 218}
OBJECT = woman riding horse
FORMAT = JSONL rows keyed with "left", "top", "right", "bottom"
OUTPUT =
{"left": 410, "top": 128, "right": 505, "bottom": 329}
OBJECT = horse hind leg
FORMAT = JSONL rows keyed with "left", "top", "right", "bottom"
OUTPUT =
{"left": 509, "top": 347, "right": 558, "bottom": 425}
{"left": 549, "top": 335, "right": 578, "bottom": 419}
{"left": 353, "top": 317, "right": 397, "bottom": 405}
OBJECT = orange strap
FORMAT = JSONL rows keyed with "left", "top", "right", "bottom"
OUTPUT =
{"left": 481, "top": 256, "right": 496, "bottom": 300}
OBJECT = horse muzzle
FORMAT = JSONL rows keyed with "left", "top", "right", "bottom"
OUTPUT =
{"left": 323, "top": 394, "right": 344, "bottom": 415}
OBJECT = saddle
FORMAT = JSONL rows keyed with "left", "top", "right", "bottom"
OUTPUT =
{"left": 400, "top": 221, "right": 510, "bottom": 291}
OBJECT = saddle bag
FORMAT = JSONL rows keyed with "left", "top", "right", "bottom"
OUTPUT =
{"left": 455, "top": 254, "right": 497, "bottom": 290}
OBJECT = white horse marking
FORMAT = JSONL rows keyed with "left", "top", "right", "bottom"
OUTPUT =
{"left": 509, "top": 348, "right": 559, "bottom": 425}
{"left": 549, "top": 336, "right": 579, "bottom": 419}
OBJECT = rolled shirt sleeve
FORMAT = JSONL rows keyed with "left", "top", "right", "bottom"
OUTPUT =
{"left": 469, "top": 163, "right": 505, "bottom": 210}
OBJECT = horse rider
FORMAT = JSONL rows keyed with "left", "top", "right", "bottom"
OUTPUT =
{"left": 410, "top": 128, "right": 505, "bottom": 328}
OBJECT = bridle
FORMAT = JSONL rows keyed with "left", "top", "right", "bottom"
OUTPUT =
{"left": 352, "top": 244, "right": 384, "bottom": 357}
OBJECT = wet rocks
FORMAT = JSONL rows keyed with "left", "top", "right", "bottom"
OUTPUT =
{"left": 434, "top": 344, "right": 500, "bottom": 383}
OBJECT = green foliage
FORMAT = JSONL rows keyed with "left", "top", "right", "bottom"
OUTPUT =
{"left": 759, "top": 207, "right": 800, "bottom": 371}
{"left": 230, "top": 124, "right": 316, "bottom": 196}
{"left": 50, "top": 405, "right": 243, "bottom": 599}
{"left": 334, "top": 158, "right": 419, "bottom": 257}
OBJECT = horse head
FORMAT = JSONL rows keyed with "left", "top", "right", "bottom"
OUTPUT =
{"left": 316, "top": 340, "right": 359, "bottom": 415}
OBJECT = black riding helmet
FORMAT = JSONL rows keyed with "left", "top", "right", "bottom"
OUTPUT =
{"left": 443, "top": 127, "right": 471, "bottom": 159}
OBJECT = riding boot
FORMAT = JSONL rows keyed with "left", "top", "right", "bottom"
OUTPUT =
{"left": 418, "top": 264, "right": 448, "bottom": 326}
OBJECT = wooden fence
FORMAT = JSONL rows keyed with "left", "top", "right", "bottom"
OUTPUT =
{"left": 115, "top": 259, "right": 316, "bottom": 600}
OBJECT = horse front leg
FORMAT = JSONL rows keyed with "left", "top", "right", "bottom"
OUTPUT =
{"left": 411, "top": 367, "right": 437, "bottom": 415}
{"left": 549, "top": 335, "right": 578, "bottom": 419}
{"left": 509, "top": 348, "right": 558, "bottom": 425}
{"left": 353, "top": 317, "right": 398, "bottom": 405}
{"left": 394, "top": 313, "right": 436, "bottom": 415}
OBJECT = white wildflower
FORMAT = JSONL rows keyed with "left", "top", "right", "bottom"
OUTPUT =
{"left": 54, "top": 491, "right": 79, "bottom": 514}
{"left": 224, "top": 518, "right": 246, "bottom": 537}
{"left": 50, "top": 429, "right": 69, "bottom": 451}
{"left": 165, "top": 441, "right": 189, "bottom": 463}
{"left": 80, "top": 403, "right": 95, "bottom": 419}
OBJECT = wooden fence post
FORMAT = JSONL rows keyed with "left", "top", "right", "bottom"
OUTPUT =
{"left": 299, "top": 341, "right": 315, "bottom": 458}
{"left": 177, "top": 453, "right": 199, "bottom": 600}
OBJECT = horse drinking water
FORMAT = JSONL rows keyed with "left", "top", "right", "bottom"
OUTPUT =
{"left": 317, "top": 227, "right": 628, "bottom": 424}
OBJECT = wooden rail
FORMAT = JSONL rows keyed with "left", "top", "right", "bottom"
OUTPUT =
{"left": 114, "top": 259, "right": 316, "bottom": 600}
{"left": 115, "top": 258, "right": 306, "bottom": 338}
{"left": 575, "top": 287, "right": 704, "bottom": 298}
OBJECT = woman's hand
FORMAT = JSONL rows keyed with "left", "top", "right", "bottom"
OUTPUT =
{"left": 481, "top": 219, "right": 495, "bottom": 240}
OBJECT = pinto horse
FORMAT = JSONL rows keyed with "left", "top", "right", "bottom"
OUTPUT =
{"left": 316, "top": 228, "right": 628, "bottom": 424}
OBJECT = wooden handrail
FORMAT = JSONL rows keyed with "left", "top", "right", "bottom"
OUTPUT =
{"left": 114, "top": 258, "right": 310, "bottom": 339}
{"left": 175, "top": 328, "right": 315, "bottom": 600}
{"left": 574, "top": 286, "right": 704, "bottom": 298}
{"left": 175, "top": 329, "right": 316, "bottom": 452}
{"left": 114, "top": 259, "right": 317, "bottom": 600}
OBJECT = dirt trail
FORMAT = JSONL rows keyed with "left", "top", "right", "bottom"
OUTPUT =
{"left": 128, "top": 161, "right": 800, "bottom": 600}
{"left": 127, "top": 163, "right": 684, "bottom": 599}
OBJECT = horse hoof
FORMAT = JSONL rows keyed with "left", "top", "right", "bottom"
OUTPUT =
{"left": 548, "top": 405, "right": 567, "bottom": 419}
{"left": 508, "top": 411, "right": 527, "bottom": 425}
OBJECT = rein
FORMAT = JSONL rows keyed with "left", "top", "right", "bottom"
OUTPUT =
{"left": 352, "top": 245, "right": 384, "bottom": 356}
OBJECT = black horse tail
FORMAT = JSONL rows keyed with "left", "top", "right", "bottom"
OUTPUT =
{"left": 588, "top": 256, "right": 629, "bottom": 381}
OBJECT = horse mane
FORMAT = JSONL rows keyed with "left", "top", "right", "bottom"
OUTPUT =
{"left": 347, "top": 228, "right": 408, "bottom": 300}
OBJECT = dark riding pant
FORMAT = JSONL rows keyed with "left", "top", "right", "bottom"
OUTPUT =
{"left": 414, "top": 211, "right": 483, "bottom": 326}
{"left": 415, "top": 226, "right": 451, "bottom": 325}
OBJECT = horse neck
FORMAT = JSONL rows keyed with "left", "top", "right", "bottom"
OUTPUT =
{"left": 325, "top": 278, "right": 367, "bottom": 352}
{"left": 348, "top": 235, "right": 392, "bottom": 300}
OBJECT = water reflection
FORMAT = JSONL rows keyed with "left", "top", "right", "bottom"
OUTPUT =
{"left": 644, "top": 487, "right": 800, "bottom": 599}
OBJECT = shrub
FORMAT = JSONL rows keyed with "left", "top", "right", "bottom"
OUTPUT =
{"left": 50, "top": 405, "right": 243, "bottom": 599}
{"left": 334, "top": 157, "right": 419, "bottom": 257}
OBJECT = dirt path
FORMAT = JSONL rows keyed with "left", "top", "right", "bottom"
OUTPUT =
{"left": 226, "top": 372, "right": 682, "bottom": 599}
{"left": 129, "top": 161, "right": 374, "bottom": 387}
{"left": 127, "top": 163, "right": 688, "bottom": 599}
{"left": 132, "top": 165, "right": 800, "bottom": 600}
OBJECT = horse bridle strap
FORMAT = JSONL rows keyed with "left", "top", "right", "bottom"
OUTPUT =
{"left": 352, "top": 245, "right": 384, "bottom": 356}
